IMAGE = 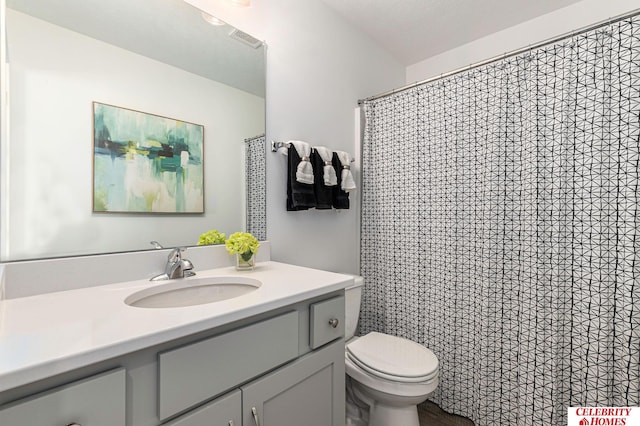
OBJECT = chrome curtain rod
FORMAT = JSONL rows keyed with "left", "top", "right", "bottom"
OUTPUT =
{"left": 358, "top": 7, "right": 640, "bottom": 105}
{"left": 244, "top": 133, "right": 266, "bottom": 142}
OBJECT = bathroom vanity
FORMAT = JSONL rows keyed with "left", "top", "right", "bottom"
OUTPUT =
{"left": 0, "top": 261, "right": 350, "bottom": 425}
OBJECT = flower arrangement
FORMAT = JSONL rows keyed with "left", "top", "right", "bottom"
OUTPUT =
{"left": 197, "top": 229, "right": 226, "bottom": 246}
{"left": 225, "top": 231, "right": 260, "bottom": 261}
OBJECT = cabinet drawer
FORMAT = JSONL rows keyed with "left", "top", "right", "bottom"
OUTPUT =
{"left": 159, "top": 311, "right": 299, "bottom": 420}
{"left": 165, "top": 389, "right": 241, "bottom": 426}
{"left": 310, "top": 295, "right": 345, "bottom": 349}
{"left": 0, "top": 368, "right": 125, "bottom": 426}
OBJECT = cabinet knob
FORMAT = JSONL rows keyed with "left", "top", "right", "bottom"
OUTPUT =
{"left": 228, "top": 421, "right": 235, "bottom": 426}
{"left": 67, "top": 423, "right": 81, "bottom": 426}
{"left": 328, "top": 318, "right": 339, "bottom": 328}
{"left": 251, "top": 406, "right": 261, "bottom": 426}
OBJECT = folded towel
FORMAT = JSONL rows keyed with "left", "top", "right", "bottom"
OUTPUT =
{"left": 289, "top": 140, "right": 314, "bottom": 184}
{"left": 276, "top": 143, "right": 289, "bottom": 156}
{"left": 287, "top": 145, "right": 316, "bottom": 211}
{"left": 313, "top": 146, "right": 337, "bottom": 186}
{"left": 336, "top": 151, "right": 356, "bottom": 192}
{"left": 311, "top": 150, "right": 333, "bottom": 209}
{"left": 332, "top": 152, "right": 349, "bottom": 209}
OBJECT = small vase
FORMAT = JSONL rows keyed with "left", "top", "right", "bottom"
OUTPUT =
{"left": 235, "top": 251, "right": 255, "bottom": 271}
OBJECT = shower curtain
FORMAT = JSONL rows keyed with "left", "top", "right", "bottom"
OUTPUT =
{"left": 360, "top": 16, "right": 639, "bottom": 426}
{"left": 245, "top": 134, "right": 267, "bottom": 241}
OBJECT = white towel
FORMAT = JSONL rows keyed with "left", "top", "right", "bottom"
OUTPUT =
{"left": 313, "top": 146, "right": 337, "bottom": 186}
{"left": 289, "top": 140, "right": 314, "bottom": 184}
{"left": 336, "top": 151, "right": 356, "bottom": 192}
{"left": 276, "top": 143, "right": 289, "bottom": 156}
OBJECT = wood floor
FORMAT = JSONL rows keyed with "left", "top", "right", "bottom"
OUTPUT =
{"left": 418, "top": 401, "right": 475, "bottom": 426}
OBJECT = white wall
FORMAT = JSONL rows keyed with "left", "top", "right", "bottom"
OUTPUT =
{"left": 184, "top": 0, "right": 405, "bottom": 274}
{"left": 4, "top": 10, "right": 265, "bottom": 260}
{"left": 407, "top": 0, "right": 640, "bottom": 83}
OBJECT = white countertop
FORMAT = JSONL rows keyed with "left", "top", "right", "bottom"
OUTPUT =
{"left": 0, "top": 261, "right": 352, "bottom": 393}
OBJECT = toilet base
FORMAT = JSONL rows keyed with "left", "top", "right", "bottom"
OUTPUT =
{"left": 350, "top": 379, "right": 425, "bottom": 426}
{"left": 346, "top": 376, "right": 369, "bottom": 425}
{"left": 369, "top": 403, "right": 419, "bottom": 426}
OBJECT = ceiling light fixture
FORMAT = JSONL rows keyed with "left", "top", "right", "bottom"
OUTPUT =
{"left": 229, "top": 0, "right": 250, "bottom": 7}
{"left": 201, "top": 11, "right": 226, "bottom": 26}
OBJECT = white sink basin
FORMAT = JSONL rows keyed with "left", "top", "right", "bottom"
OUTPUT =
{"left": 125, "top": 276, "right": 262, "bottom": 308}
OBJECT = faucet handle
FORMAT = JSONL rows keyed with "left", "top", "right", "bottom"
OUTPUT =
{"left": 151, "top": 247, "right": 194, "bottom": 281}
{"left": 168, "top": 247, "right": 186, "bottom": 261}
{"left": 150, "top": 240, "right": 164, "bottom": 249}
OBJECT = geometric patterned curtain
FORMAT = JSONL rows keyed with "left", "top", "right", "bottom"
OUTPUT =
{"left": 245, "top": 134, "right": 266, "bottom": 241}
{"left": 360, "top": 15, "right": 640, "bottom": 426}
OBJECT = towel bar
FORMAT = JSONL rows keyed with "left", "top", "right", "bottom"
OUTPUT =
{"left": 271, "top": 141, "right": 355, "bottom": 162}
{"left": 271, "top": 141, "right": 290, "bottom": 152}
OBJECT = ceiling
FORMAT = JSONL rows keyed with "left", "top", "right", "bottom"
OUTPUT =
{"left": 320, "top": 0, "right": 584, "bottom": 66}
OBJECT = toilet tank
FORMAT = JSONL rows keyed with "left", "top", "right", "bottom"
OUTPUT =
{"left": 345, "top": 275, "right": 364, "bottom": 341}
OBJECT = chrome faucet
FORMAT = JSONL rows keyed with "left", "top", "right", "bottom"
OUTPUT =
{"left": 150, "top": 247, "right": 195, "bottom": 281}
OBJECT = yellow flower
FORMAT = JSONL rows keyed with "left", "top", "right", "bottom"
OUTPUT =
{"left": 225, "top": 232, "right": 260, "bottom": 256}
{"left": 197, "top": 229, "right": 226, "bottom": 245}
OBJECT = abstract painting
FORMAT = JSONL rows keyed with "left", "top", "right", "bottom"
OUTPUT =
{"left": 93, "top": 102, "right": 204, "bottom": 213}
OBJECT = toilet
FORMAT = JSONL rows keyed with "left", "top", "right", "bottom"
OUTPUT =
{"left": 345, "top": 276, "right": 439, "bottom": 426}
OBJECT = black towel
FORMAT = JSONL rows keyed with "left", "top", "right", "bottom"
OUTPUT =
{"left": 286, "top": 145, "right": 316, "bottom": 211}
{"left": 332, "top": 152, "right": 349, "bottom": 209}
{"left": 311, "top": 150, "right": 333, "bottom": 209}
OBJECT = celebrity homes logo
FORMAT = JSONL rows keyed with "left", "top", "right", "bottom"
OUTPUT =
{"left": 568, "top": 407, "right": 640, "bottom": 425}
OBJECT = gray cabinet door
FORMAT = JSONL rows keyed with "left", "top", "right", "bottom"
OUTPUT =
{"left": 164, "top": 389, "right": 241, "bottom": 426}
{"left": 241, "top": 339, "right": 345, "bottom": 426}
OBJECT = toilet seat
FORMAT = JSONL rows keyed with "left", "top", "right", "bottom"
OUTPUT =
{"left": 345, "top": 355, "right": 439, "bottom": 399}
{"left": 346, "top": 332, "right": 439, "bottom": 383}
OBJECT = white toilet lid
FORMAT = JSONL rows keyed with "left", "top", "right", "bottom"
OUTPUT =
{"left": 346, "top": 332, "right": 439, "bottom": 383}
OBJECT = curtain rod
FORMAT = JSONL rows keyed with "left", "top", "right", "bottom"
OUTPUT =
{"left": 358, "top": 7, "right": 640, "bottom": 105}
